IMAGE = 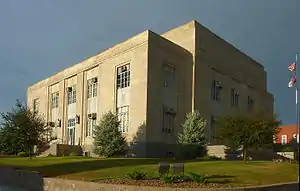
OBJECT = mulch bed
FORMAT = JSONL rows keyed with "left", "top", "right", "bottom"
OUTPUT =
{"left": 96, "top": 178, "right": 232, "bottom": 188}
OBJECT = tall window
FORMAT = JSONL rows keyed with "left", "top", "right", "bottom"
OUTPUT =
{"left": 117, "top": 106, "right": 129, "bottom": 133}
{"left": 231, "top": 88, "right": 239, "bottom": 107}
{"left": 51, "top": 92, "right": 59, "bottom": 109}
{"left": 162, "top": 106, "right": 176, "bottom": 134}
{"left": 87, "top": 78, "right": 98, "bottom": 99}
{"left": 33, "top": 98, "right": 39, "bottom": 113}
{"left": 67, "top": 86, "right": 76, "bottom": 105}
{"left": 86, "top": 118, "right": 96, "bottom": 137}
{"left": 117, "top": 64, "right": 130, "bottom": 89}
{"left": 163, "top": 64, "right": 175, "bottom": 88}
{"left": 247, "top": 96, "right": 254, "bottom": 111}
{"left": 211, "top": 80, "right": 221, "bottom": 101}
{"left": 281, "top": 135, "right": 287, "bottom": 144}
{"left": 67, "top": 118, "right": 76, "bottom": 145}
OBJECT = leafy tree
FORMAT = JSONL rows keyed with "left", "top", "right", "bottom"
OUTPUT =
{"left": 0, "top": 100, "right": 48, "bottom": 158}
{"left": 216, "top": 115, "right": 281, "bottom": 163}
{"left": 93, "top": 111, "right": 127, "bottom": 157}
{"left": 177, "top": 111, "right": 207, "bottom": 158}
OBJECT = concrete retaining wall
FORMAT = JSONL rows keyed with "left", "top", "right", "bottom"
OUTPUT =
{"left": 0, "top": 166, "right": 43, "bottom": 191}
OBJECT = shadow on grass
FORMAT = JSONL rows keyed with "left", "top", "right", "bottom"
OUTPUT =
{"left": 205, "top": 174, "right": 235, "bottom": 179}
{"left": 13, "top": 158, "right": 197, "bottom": 177}
{"left": 205, "top": 175, "right": 235, "bottom": 184}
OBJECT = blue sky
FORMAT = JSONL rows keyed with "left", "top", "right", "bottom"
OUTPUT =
{"left": 0, "top": 0, "right": 299, "bottom": 125}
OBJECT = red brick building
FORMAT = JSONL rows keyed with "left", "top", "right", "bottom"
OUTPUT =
{"left": 275, "top": 125, "right": 299, "bottom": 144}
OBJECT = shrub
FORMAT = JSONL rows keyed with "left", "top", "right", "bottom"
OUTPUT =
{"left": 17, "top": 152, "right": 28, "bottom": 157}
{"left": 208, "top": 155, "right": 222, "bottom": 160}
{"left": 126, "top": 171, "right": 147, "bottom": 180}
{"left": 187, "top": 172, "right": 211, "bottom": 184}
{"left": 70, "top": 152, "right": 79, "bottom": 156}
{"left": 47, "top": 153, "right": 55, "bottom": 157}
{"left": 160, "top": 174, "right": 185, "bottom": 184}
{"left": 187, "top": 172, "right": 205, "bottom": 183}
{"left": 281, "top": 146, "right": 295, "bottom": 152}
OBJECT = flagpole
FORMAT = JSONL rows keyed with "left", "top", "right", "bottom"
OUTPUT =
{"left": 295, "top": 53, "right": 299, "bottom": 182}
{"left": 296, "top": 53, "right": 299, "bottom": 163}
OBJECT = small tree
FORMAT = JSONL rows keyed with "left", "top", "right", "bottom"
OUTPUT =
{"left": 178, "top": 111, "right": 207, "bottom": 158}
{"left": 217, "top": 115, "right": 281, "bottom": 163}
{"left": 0, "top": 100, "right": 48, "bottom": 158}
{"left": 93, "top": 111, "right": 127, "bottom": 157}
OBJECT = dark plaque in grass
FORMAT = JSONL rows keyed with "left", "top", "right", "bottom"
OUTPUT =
{"left": 172, "top": 163, "right": 184, "bottom": 175}
{"left": 158, "top": 162, "right": 170, "bottom": 175}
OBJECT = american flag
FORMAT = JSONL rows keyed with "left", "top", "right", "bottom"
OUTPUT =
{"left": 288, "top": 76, "right": 296, "bottom": 88}
{"left": 288, "top": 62, "right": 296, "bottom": 71}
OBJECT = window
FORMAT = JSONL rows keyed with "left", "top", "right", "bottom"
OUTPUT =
{"left": 87, "top": 78, "right": 98, "bottom": 99}
{"left": 117, "top": 106, "right": 129, "bottom": 132}
{"left": 162, "top": 106, "right": 176, "bottom": 134}
{"left": 231, "top": 88, "right": 239, "bottom": 107}
{"left": 33, "top": 98, "right": 39, "bottom": 113}
{"left": 67, "top": 86, "right": 76, "bottom": 104}
{"left": 247, "top": 96, "right": 254, "bottom": 110}
{"left": 211, "top": 80, "right": 221, "bottom": 101}
{"left": 281, "top": 135, "right": 287, "bottom": 144}
{"left": 86, "top": 118, "right": 96, "bottom": 137}
{"left": 68, "top": 118, "right": 76, "bottom": 127}
{"left": 51, "top": 92, "right": 59, "bottom": 109}
{"left": 163, "top": 64, "right": 175, "bottom": 88}
{"left": 117, "top": 64, "right": 130, "bottom": 89}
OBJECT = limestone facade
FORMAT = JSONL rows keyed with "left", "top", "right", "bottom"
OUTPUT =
{"left": 27, "top": 20, "right": 273, "bottom": 157}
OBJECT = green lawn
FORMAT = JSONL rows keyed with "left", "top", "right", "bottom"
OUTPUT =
{"left": 0, "top": 156, "right": 298, "bottom": 187}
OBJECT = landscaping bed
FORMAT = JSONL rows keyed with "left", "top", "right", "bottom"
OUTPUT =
{"left": 96, "top": 178, "right": 231, "bottom": 189}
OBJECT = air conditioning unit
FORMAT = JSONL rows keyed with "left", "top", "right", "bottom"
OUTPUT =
{"left": 55, "top": 119, "right": 61, "bottom": 127}
{"left": 47, "top": 122, "right": 55, "bottom": 127}
{"left": 216, "top": 81, "right": 222, "bottom": 88}
{"left": 92, "top": 77, "right": 98, "bottom": 83}
{"left": 75, "top": 115, "right": 80, "bottom": 124}
{"left": 166, "top": 108, "right": 176, "bottom": 115}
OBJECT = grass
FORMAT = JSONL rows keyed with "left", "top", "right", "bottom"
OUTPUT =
{"left": 0, "top": 156, "right": 298, "bottom": 187}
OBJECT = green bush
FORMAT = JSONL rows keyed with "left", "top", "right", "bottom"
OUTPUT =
{"left": 187, "top": 172, "right": 205, "bottom": 183}
{"left": 187, "top": 172, "right": 212, "bottom": 184}
{"left": 160, "top": 174, "right": 185, "bottom": 184}
{"left": 47, "top": 153, "right": 56, "bottom": 157}
{"left": 70, "top": 152, "right": 79, "bottom": 156}
{"left": 17, "top": 152, "right": 28, "bottom": 157}
{"left": 126, "top": 171, "right": 147, "bottom": 180}
{"left": 208, "top": 155, "right": 222, "bottom": 160}
{"left": 281, "top": 146, "right": 295, "bottom": 152}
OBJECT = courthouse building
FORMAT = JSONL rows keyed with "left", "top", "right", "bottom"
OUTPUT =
{"left": 27, "top": 20, "right": 274, "bottom": 157}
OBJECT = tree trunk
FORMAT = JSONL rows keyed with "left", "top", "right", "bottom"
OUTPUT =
{"left": 243, "top": 148, "right": 247, "bottom": 164}
{"left": 28, "top": 147, "right": 32, "bottom": 159}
